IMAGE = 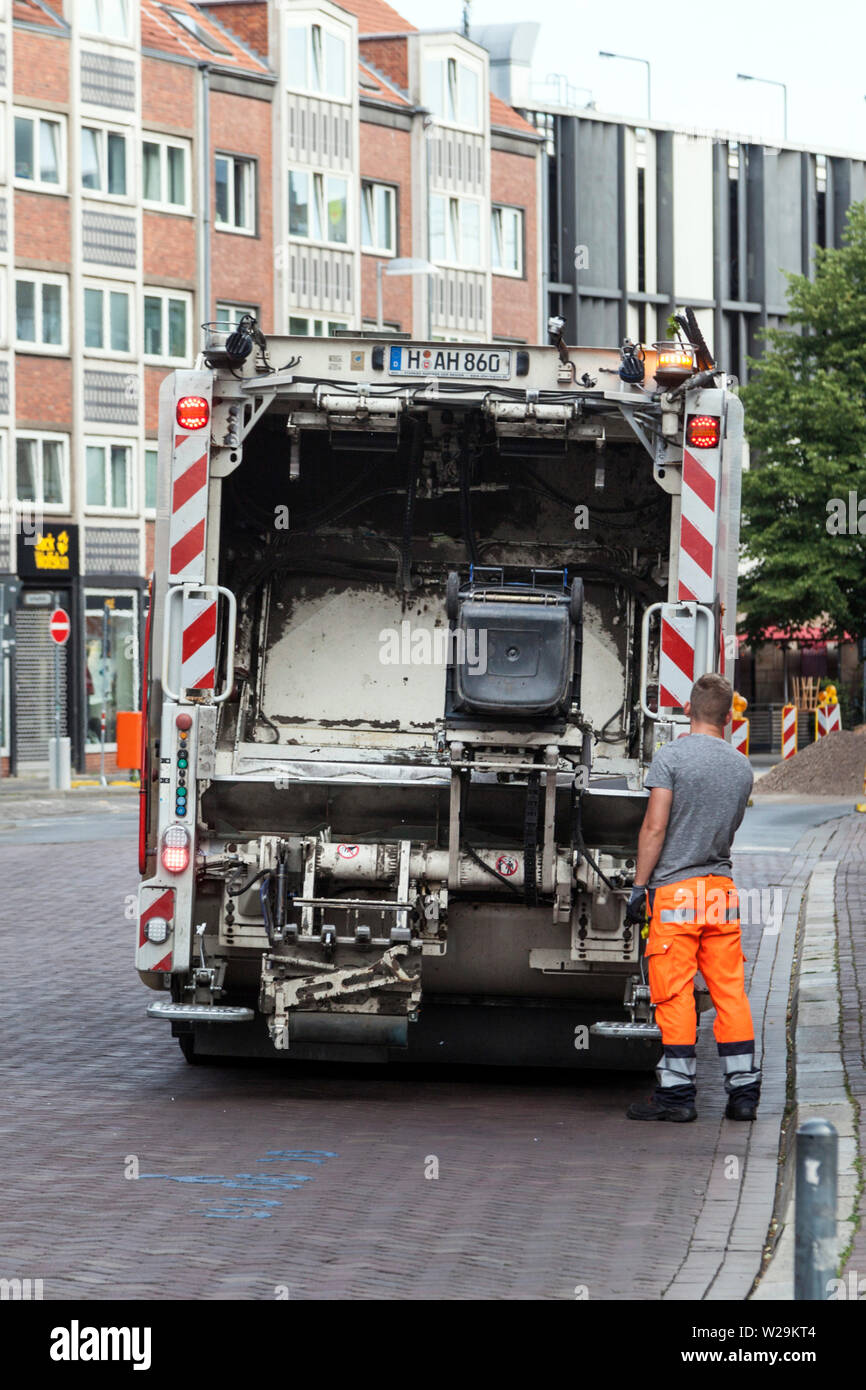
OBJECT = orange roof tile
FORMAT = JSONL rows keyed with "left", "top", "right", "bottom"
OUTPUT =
{"left": 490, "top": 91, "right": 537, "bottom": 136}
{"left": 13, "top": 0, "right": 67, "bottom": 29}
{"left": 336, "top": 0, "right": 417, "bottom": 35}
{"left": 358, "top": 58, "right": 410, "bottom": 107}
{"left": 140, "top": 0, "right": 270, "bottom": 73}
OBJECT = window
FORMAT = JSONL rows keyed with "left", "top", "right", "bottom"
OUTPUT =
{"left": 81, "top": 125, "right": 127, "bottom": 198}
{"left": 285, "top": 20, "right": 348, "bottom": 100}
{"left": 288, "top": 170, "right": 348, "bottom": 245}
{"left": 216, "top": 301, "right": 258, "bottom": 330}
{"left": 430, "top": 195, "right": 482, "bottom": 268}
{"left": 423, "top": 54, "right": 482, "bottom": 128}
{"left": 491, "top": 205, "right": 523, "bottom": 277}
{"left": 80, "top": 0, "right": 129, "bottom": 38}
{"left": 84, "top": 282, "right": 132, "bottom": 356}
{"left": 361, "top": 181, "right": 396, "bottom": 255}
{"left": 215, "top": 154, "right": 256, "bottom": 234}
{"left": 14, "top": 111, "right": 64, "bottom": 190}
{"left": 144, "top": 445, "right": 158, "bottom": 513}
{"left": 142, "top": 136, "right": 190, "bottom": 213}
{"left": 85, "top": 439, "right": 133, "bottom": 511}
{"left": 16, "top": 434, "right": 68, "bottom": 509}
{"left": 162, "top": 6, "right": 231, "bottom": 53}
{"left": 85, "top": 593, "right": 138, "bottom": 749}
{"left": 288, "top": 316, "right": 348, "bottom": 336}
{"left": 143, "top": 288, "right": 191, "bottom": 364}
{"left": 16, "top": 273, "right": 68, "bottom": 353}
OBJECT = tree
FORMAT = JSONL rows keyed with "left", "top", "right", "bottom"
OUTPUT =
{"left": 739, "top": 201, "right": 866, "bottom": 642}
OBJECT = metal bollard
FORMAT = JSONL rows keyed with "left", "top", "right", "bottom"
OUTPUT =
{"left": 794, "top": 1117, "right": 838, "bottom": 1300}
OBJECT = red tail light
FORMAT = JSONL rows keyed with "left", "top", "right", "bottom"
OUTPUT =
{"left": 161, "top": 824, "right": 190, "bottom": 874}
{"left": 687, "top": 415, "right": 721, "bottom": 449}
{"left": 176, "top": 395, "right": 209, "bottom": 430}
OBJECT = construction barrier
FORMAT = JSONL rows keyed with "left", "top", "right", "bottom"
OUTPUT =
{"left": 782, "top": 703, "right": 798, "bottom": 759}
{"left": 815, "top": 701, "right": 842, "bottom": 738}
{"left": 731, "top": 716, "right": 749, "bottom": 756}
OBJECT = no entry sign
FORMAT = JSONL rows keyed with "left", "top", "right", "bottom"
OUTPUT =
{"left": 49, "top": 608, "right": 71, "bottom": 645}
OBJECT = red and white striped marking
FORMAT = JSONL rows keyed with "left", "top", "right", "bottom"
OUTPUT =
{"left": 181, "top": 592, "right": 217, "bottom": 691}
{"left": 659, "top": 412, "right": 724, "bottom": 709}
{"left": 659, "top": 606, "right": 697, "bottom": 709}
{"left": 136, "top": 886, "right": 175, "bottom": 973}
{"left": 677, "top": 438, "right": 722, "bottom": 604}
{"left": 169, "top": 428, "right": 209, "bottom": 585}
{"left": 815, "top": 701, "right": 842, "bottom": 738}
{"left": 731, "top": 717, "right": 749, "bottom": 755}
{"left": 782, "top": 704, "right": 798, "bottom": 759}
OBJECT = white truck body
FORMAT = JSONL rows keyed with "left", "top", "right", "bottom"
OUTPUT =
{"left": 136, "top": 327, "right": 743, "bottom": 1066}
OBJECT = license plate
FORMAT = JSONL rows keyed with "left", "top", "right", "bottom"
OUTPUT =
{"left": 388, "top": 345, "right": 512, "bottom": 380}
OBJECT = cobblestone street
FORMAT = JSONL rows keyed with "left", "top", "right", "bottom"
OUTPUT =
{"left": 1, "top": 800, "right": 855, "bottom": 1300}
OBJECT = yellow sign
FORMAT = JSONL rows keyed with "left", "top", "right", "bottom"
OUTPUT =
{"left": 33, "top": 530, "right": 70, "bottom": 572}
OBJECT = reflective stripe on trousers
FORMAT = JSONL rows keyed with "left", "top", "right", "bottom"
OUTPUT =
{"left": 646, "top": 875, "right": 761, "bottom": 1107}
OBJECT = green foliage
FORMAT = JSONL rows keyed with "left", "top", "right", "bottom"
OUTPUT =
{"left": 740, "top": 202, "right": 866, "bottom": 642}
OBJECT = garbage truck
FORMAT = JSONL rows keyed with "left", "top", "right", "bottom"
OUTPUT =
{"left": 133, "top": 313, "right": 743, "bottom": 1066}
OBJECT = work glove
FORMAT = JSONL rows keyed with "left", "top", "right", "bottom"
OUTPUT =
{"left": 625, "top": 885, "right": 647, "bottom": 926}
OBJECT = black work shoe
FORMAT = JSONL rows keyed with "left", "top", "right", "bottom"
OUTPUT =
{"left": 725, "top": 1096, "right": 758, "bottom": 1121}
{"left": 626, "top": 1097, "right": 697, "bottom": 1122}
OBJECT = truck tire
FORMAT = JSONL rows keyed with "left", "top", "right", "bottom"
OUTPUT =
{"left": 446, "top": 571, "right": 461, "bottom": 620}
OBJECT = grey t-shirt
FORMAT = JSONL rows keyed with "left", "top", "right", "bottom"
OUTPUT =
{"left": 643, "top": 733, "right": 754, "bottom": 886}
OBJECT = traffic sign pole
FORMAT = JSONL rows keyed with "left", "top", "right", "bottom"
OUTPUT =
{"left": 48, "top": 604, "right": 71, "bottom": 792}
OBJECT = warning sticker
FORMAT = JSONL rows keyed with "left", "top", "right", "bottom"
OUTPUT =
{"left": 337, "top": 844, "right": 360, "bottom": 860}
{"left": 351, "top": 351, "right": 365, "bottom": 371}
{"left": 495, "top": 854, "right": 518, "bottom": 877}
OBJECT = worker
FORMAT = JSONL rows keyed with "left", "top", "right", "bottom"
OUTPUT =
{"left": 625, "top": 672, "right": 760, "bottom": 1123}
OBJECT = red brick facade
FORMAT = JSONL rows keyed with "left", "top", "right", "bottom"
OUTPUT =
{"left": 491, "top": 147, "right": 538, "bottom": 344}
{"left": 359, "top": 117, "right": 412, "bottom": 329}
{"left": 141, "top": 56, "right": 196, "bottom": 131}
{"left": 210, "top": 89, "right": 274, "bottom": 328}
{"left": 15, "top": 190, "right": 70, "bottom": 266}
{"left": 201, "top": 2, "right": 270, "bottom": 58}
{"left": 16, "top": 357, "right": 72, "bottom": 428}
{"left": 13, "top": 28, "right": 68, "bottom": 103}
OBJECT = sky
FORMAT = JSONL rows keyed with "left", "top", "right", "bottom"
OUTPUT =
{"left": 391, "top": 0, "right": 866, "bottom": 155}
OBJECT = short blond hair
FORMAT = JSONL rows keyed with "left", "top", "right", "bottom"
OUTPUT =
{"left": 690, "top": 673, "right": 733, "bottom": 726}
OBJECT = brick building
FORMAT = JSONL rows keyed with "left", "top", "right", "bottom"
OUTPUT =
{"left": 0, "top": 0, "right": 542, "bottom": 777}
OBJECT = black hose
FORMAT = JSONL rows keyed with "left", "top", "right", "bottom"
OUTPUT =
{"left": 226, "top": 867, "right": 269, "bottom": 896}
{"left": 458, "top": 772, "right": 521, "bottom": 896}
{"left": 570, "top": 782, "right": 618, "bottom": 892}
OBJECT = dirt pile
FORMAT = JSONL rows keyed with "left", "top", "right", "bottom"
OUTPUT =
{"left": 753, "top": 728, "right": 866, "bottom": 796}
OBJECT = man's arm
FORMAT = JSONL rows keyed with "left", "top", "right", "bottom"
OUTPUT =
{"left": 635, "top": 786, "right": 673, "bottom": 887}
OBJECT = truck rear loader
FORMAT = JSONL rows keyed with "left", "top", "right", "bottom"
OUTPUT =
{"left": 133, "top": 318, "right": 743, "bottom": 1066}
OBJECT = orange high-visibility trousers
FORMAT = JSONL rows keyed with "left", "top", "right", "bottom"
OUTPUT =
{"left": 645, "top": 874, "right": 759, "bottom": 1106}
{"left": 646, "top": 875, "right": 754, "bottom": 1047}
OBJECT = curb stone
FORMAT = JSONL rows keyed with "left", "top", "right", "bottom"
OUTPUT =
{"left": 751, "top": 859, "right": 859, "bottom": 1300}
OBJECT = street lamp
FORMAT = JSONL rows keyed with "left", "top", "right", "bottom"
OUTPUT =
{"left": 599, "top": 50, "right": 651, "bottom": 120}
{"left": 376, "top": 257, "right": 440, "bottom": 332}
{"left": 737, "top": 72, "right": 788, "bottom": 141}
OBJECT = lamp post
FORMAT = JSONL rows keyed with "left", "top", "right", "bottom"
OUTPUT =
{"left": 376, "top": 257, "right": 440, "bottom": 332}
{"left": 737, "top": 72, "right": 788, "bottom": 141}
{"left": 599, "top": 50, "right": 651, "bottom": 120}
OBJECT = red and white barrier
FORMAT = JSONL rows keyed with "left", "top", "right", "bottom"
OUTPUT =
{"left": 731, "top": 717, "right": 749, "bottom": 756}
{"left": 815, "top": 701, "right": 842, "bottom": 739}
{"left": 781, "top": 704, "right": 798, "bottom": 759}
